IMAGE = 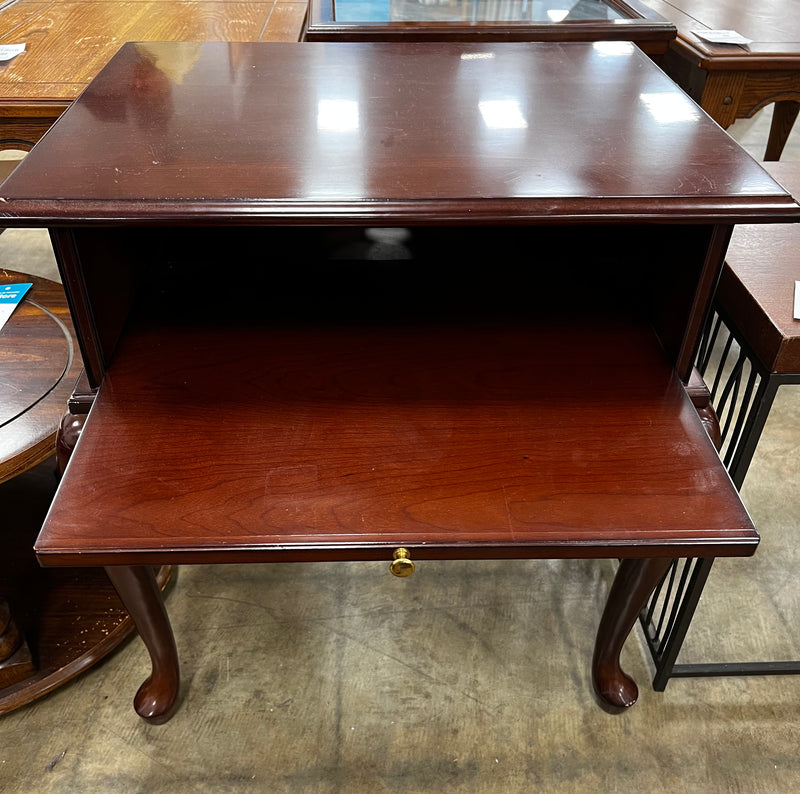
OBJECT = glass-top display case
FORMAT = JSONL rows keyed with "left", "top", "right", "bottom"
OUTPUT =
{"left": 334, "top": 0, "right": 626, "bottom": 24}
{"left": 303, "top": 0, "right": 676, "bottom": 59}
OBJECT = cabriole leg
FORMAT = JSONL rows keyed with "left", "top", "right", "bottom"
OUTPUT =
{"left": 592, "top": 557, "right": 672, "bottom": 711}
{"left": 105, "top": 565, "right": 180, "bottom": 724}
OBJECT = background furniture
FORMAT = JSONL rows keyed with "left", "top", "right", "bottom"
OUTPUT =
{"left": 642, "top": 160, "right": 800, "bottom": 686}
{"left": 643, "top": 0, "right": 800, "bottom": 161}
{"left": 0, "top": 268, "right": 170, "bottom": 714}
{"left": 1, "top": 40, "right": 796, "bottom": 723}
{"left": 303, "top": 0, "right": 675, "bottom": 60}
{"left": 0, "top": 270, "right": 79, "bottom": 483}
{"left": 0, "top": 0, "right": 308, "bottom": 150}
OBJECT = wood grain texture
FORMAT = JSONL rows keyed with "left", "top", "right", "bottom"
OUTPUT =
{"left": 262, "top": 1, "right": 307, "bottom": 42}
{"left": 644, "top": 0, "right": 800, "bottom": 66}
{"left": 4, "top": 39, "right": 779, "bottom": 719}
{"left": 0, "top": 551, "right": 173, "bottom": 715}
{"left": 35, "top": 316, "right": 757, "bottom": 566}
{"left": 0, "top": 0, "right": 279, "bottom": 103}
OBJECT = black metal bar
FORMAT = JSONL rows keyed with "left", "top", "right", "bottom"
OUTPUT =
{"left": 656, "top": 558, "right": 693, "bottom": 658}
{"left": 721, "top": 364, "right": 759, "bottom": 469}
{"left": 648, "top": 559, "right": 714, "bottom": 691}
{"left": 669, "top": 661, "right": 800, "bottom": 678}
{"left": 717, "top": 352, "right": 745, "bottom": 448}
{"left": 640, "top": 307, "right": 800, "bottom": 688}
{"left": 697, "top": 312, "right": 722, "bottom": 376}
{"left": 709, "top": 329, "right": 735, "bottom": 401}
{"left": 727, "top": 377, "right": 781, "bottom": 490}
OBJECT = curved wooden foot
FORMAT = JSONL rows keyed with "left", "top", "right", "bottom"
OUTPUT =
{"left": 592, "top": 557, "right": 672, "bottom": 712}
{"left": 105, "top": 565, "right": 180, "bottom": 724}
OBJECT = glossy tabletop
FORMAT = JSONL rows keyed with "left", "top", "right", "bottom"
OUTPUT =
{"left": 1, "top": 40, "right": 797, "bottom": 223}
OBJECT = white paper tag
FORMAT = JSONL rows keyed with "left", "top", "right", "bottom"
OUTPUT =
{"left": 0, "top": 43, "right": 26, "bottom": 63}
{"left": 794, "top": 281, "right": 800, "bottom": 321}
{"left": 694, "top": 30, "right": 752, "bottom": 47}
{"left": 0, "top": 282, "right": 32, "bottom": 331}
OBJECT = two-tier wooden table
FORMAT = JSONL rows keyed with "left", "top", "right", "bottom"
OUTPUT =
{"left": 1, "top": 40, "right": 797, "bottom": 724}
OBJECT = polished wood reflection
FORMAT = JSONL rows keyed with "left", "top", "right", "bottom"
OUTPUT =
{"left": 2, "top": 41, "right": 793, "bottom": 214}
{"left": 34, "top": 317, "right": 757, "bottom": 565}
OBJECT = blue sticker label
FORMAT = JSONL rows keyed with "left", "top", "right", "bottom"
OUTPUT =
{"left": 0, "top": 282, "right": 33, "bottom": 331}
{"left": 0, "top": 283, "right": 33, "bottom": 302}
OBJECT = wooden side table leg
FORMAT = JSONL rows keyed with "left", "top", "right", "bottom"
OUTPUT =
{"left": 765, "top": 100, "right": 800, "bottom": 161}
{"left": 0, "top": 600, "right": 35, "bottom": 688}
{"left": 104, "top": 565, "right": 180, "bottom": 724}
{"left": 592, "top": 557, "right": 672, "bottom": 711}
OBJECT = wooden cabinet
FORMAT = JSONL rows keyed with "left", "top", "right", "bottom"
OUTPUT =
{"left": 1, "top": 40, "right": 797, "bottom": 723}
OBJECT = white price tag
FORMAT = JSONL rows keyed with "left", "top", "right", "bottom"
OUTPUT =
{"left": 693, "top": 30, "right": 752, "bottom": 48}
{"left": 0, "top": 282, "right": 32, "bottom": 331}
{"left": 794, "top": 281, "right": 800, "bottom": 321}
{"left": 0, "top": 43, "right": 26, "bottom": 62}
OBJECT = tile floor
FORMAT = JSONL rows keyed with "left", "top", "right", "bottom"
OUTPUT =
{"left": 0, "top": 106, "right": 799, "bottom": 794}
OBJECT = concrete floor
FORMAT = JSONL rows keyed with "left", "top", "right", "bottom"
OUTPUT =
{"left": 1, "top": 109, "right": 800, "bottom": 794}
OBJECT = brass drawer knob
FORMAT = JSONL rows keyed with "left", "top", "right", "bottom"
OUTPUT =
{"left": 390, "top": 548, "right": 415, "bottom": 577}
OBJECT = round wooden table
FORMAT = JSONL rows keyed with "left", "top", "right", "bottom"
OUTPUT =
{"left": 0, "top": 268, "right": 170, "bottom": 714}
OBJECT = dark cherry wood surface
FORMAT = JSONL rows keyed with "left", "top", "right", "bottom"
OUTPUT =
{"left": 1, "top": 41, "right": 796, "bottom": 224}
{"left": 35, "top": 317, "right": 757, "bottom": 566}
{"left": 718, "top": 161, "right": 800, "bottom": 373}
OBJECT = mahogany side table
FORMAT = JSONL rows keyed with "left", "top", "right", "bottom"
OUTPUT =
{"left": 1, "top": 40, "right": 797, "bottom": 724}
